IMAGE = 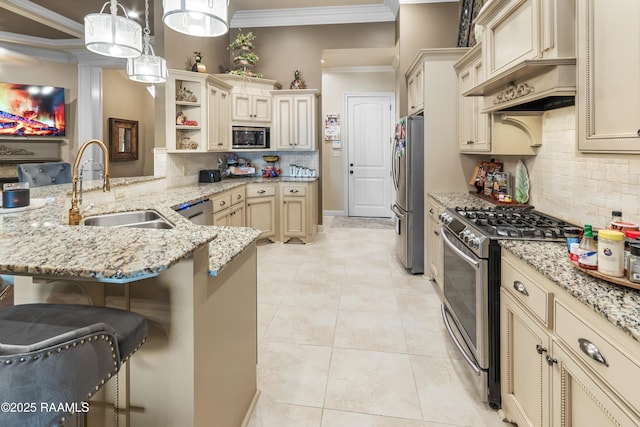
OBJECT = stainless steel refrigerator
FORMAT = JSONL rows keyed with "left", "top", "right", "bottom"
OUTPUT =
{"left": 392, "top": 115, "right": 424, "bottom": 274}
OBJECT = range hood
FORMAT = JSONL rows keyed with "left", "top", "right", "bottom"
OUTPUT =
{"left": 463, "top": 58, "right": 576, "bottom": 113}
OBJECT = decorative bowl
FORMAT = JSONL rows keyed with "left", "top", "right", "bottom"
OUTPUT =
{"left": 263, "top": 155, "right": 279, "bottom": 163}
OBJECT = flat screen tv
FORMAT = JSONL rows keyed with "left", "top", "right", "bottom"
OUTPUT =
{"left": 0, "top": 82, "right": 65, "bottom": 137}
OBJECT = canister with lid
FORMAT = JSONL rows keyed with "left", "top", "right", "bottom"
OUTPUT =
{"left": 597, "top": 229, "right": 625, "bottom": 277}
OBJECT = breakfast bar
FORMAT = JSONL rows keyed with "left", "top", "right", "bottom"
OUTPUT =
{"left": 0, "top": 177, "right": 263, "bottom": 426}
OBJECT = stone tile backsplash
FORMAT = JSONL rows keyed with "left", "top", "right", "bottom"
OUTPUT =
{"left": 505, "top": 106, "right": 640, "bottom": 229}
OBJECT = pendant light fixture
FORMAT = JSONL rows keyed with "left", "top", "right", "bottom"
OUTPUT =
{"left": 127, "top": 0, "right": 168, "bottom": 83}
{"left": 162, "top": 0, "right": 229, "bottom": 37}
{"left": 85, "top": 0, "right": 143, "bottom": 58}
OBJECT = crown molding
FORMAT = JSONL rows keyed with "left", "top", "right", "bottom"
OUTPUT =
{"left": 0, "top": 0, "right": 84, "bottom": 38}
{"left": 230, "top": 0, "right": 400, "bottom": 28}
{"left": 322, "top": 65, "right": 396, "bottom": 73}
{"left": 0, "top": 40, "right": 77, "bottom": 63}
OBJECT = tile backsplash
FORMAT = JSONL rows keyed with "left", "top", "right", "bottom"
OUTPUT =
{"left": 502, "top": 106, "right": 640, "bottom": 229}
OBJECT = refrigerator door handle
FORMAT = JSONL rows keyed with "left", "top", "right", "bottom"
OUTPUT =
{"left": 391, "top": 204, "right": 405, "bottom": 218}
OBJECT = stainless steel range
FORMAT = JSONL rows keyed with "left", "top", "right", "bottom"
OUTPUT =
{"left": 438, "top": 205, "right": 576, "bottom": 409}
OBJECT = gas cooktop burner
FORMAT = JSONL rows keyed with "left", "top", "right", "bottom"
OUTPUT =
{"left": 453, "top": 206, "right": 575, "bottom": 240}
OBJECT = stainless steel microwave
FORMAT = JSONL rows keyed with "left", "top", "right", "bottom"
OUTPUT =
{"left": 232, "top": 126, "right": 270, "bottom": 149}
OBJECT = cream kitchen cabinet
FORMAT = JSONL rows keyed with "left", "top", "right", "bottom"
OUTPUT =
{"left": 245, "top": 183, "right": 277, "bottom": 242}
{"left": 166, "top": 70, "right": 232, "bottom": 153}
{"left": 476, "top": 0, "right": 575, "bottom": 80}
{"left": 207, "top": 81, "right": 232, "bottom": 151}
{"left": 280, "top": 181, "right": 318, "bottom": 244}
{"left": 214, "top": 74, "right": 280, "bottom": 127}
{"left": 272, "top": 90, "right": 319, "bottom": 151}
{"left": 454, "top": 45, "right": 490, "bottom": 153}
{"left": 426, "top": 196, "right": 444, "bottom": 291}
{"left": 577, "top": 0, "right": 640, "bottom": 153}
{"left": 406, "top": 65, "right": 423, "bottom": 115}
{"left": 501, "top": 251, "right": 640, "bottom": 427}
{"left": 213, "top": 187, "right": 245, "bottom": 226}
{"left": 166, "top": 70, "right": 208, "bottom": 153}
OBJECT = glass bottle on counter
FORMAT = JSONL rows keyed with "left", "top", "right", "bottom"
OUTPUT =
{"left": 628, "top": 244, "right": 640, "bottom": 283}
{"left": 578, "top": 224, "right": 598, "bottom": 270}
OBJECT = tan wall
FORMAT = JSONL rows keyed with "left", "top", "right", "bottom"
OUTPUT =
{"left": 103, "top": 70, "right": 156, "bottom": 177}
{"left": 226, "top": 22, "right": 396, "bottom": 91}
{"left": 321, "top": 70, "right": 396, "bottom": 213}
{"left": 0, "top": 60, "right": 78, "bottom": 163}
{"left": 397, "top": 3, "right": 460, "bottom": 117}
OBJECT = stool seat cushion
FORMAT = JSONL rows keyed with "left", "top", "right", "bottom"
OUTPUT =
{"left": 17, "top": 162, "right": 72, "bottom": 187}
{"left": 0, "top": 304, "right": 147, "bottom": 360}
{"left": 0, "top": 304, "right": 148, "bottom": 427}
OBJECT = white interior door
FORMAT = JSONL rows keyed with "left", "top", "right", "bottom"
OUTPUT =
{"left": 346, "top": 93, "right": 394, "bottom": 218}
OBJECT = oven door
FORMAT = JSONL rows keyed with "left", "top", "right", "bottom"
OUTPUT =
{"left": 440, "top": 226, "right": 489, "bottom": 391}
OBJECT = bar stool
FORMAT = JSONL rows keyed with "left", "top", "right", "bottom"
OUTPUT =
{"left": 0, "top": 303, "right": 148, "bottom": 427}
{"left": 16, "top": 162, "right": 72, "bottom": 187}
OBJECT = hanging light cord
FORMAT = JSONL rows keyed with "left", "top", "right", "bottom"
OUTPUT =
{"left": 142, "top": 0, "right": 151, "bottom": 55}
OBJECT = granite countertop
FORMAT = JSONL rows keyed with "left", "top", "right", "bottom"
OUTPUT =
{"left": 429, "top": 191, "right": 640, "bottom": 343}
{"left": 501, "top": 240, "right": 640, "bottom": 343}
{"left": 428, "top": 192, "right": 495, "bottom": 210}
{"left": 0, "top": 176, "right": 312, "bottom": 282}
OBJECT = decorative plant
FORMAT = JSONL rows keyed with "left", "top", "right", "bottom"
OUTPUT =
{"left": 228, "top": 32, "right": 256, "bottom": 51}
{"left": 228, "top": 30, "right": 262, "bottom": 78}
{"left": 233, "top": 52, "right": 259, "bottom": 65}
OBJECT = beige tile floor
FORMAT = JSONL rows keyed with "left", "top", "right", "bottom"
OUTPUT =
{"left": 249, "top": 218, "right": 513, "bottom": 427}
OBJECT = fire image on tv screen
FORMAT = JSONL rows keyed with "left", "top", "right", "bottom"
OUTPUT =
{"left": 0, "top": 83, "right": 65, "bottom": 137}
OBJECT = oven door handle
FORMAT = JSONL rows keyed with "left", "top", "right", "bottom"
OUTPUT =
{"left": 441, "top": 227, "right": 480, "bottom": 268}
{"left": 441, "top": 304, "right": 482, "bottom": 374}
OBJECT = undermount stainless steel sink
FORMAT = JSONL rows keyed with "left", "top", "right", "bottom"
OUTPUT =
{"left": 81, "top": 210, "right": 174, "bottom": 229}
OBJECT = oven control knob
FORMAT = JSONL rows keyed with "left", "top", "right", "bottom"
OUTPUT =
{"left": 472, "top": 237, "right": 482, "bottom": 248}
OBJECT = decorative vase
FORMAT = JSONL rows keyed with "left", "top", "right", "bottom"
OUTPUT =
{"left": 192, "top": 59, "right": 206, "bottom": 73}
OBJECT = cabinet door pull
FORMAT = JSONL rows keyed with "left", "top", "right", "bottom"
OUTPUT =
{"left": 433, "top": 230, "right": 440, "bottom": 236}
{"left": 546, "top": 355, "right": 557, "bottom": 366}
{"left": 535, "top": 344, "right": 547, "bottom": 355}
{"left": 429, "top": 208, "right": 434, "bottom": 214}
{"left": 578, "top": 338, "right": 609, "bottom": 367}
{"left": 513, "top": 280, "right": 529, "bottom": 296}
{"left": 257, "top": 190, "right": 266, "bottom": 194}
{"left": 237, "top": 194, "right": 242, "bottom": 200}
{"left": 289, "top": 189, "right": 299, "bottom": 193}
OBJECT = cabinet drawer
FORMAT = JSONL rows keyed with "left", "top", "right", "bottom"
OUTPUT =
{"left": 231, "top": 188, "right": 245, "bottom": 205}
{"left": 501, "top": 257, "right": 553, "bottom": 327}
{"left": 246, "top": 184, "right": 276, "bottom": 198}
{"left": 211, "top": 192, "right": 231, "bottom": 213}
{"left": 555, "top": 300, "right": 640, "bottom": 414}
{"left": 281, "top": 184, "right": 306, "bottom": 197}
{"left": 427, "top": 199, "right": 442, "bottom": 222}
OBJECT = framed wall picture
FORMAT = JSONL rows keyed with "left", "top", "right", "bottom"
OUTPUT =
{"left": 108, "top": 118, "right": 138, "bottom": 162}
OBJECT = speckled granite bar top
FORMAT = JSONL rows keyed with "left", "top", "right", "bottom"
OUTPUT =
{"left": 0, "top": 176, "right": 308, "bottom": 282}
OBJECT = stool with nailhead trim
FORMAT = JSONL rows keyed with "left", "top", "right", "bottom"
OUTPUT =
{"left": 0, "top": 304, "right": 148, "bottom": 427}
{"left": 17, "top": 162, "right": 72, "bottom": 187}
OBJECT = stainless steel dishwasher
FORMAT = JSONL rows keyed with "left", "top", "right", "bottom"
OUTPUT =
{"left": 174, "top": 199, "right": 213, "bottom": 225}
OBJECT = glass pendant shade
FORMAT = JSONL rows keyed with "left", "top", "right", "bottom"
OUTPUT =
{"left": 162, "top": 0, "right": 229, "bottom": 37}
{"left": 85, "top": 1, "right": 142, "bottom": 58}
{"left": 127, "top": 47, "right": 168, "bottom": 83}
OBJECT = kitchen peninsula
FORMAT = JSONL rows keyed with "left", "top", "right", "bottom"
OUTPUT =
{"left": 0, "top": 176, "right": 315, "bottom": 426}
